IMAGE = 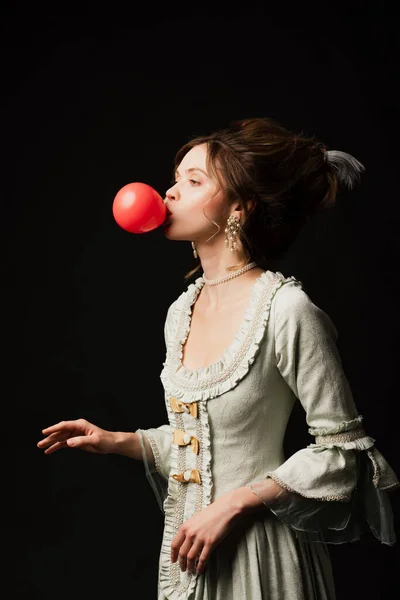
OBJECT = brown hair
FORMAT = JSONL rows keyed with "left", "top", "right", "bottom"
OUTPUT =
{"left": 173, "top": 117, "right": 364, "bottom": 281}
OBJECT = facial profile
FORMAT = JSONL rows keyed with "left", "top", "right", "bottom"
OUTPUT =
{"left": 163, "top": 144, "right": 229, "bottom": 245}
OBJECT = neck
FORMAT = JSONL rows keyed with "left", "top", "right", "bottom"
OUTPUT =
{"left": 200, "top": 257, "right": 247, "bottom": 282}
{"left": 199, "top": 264, "right": 265, "bottom": 309}
{"left": 202, "top": 261, "right": 258, "bottom": 285}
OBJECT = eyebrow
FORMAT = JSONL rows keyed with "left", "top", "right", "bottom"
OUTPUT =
{"left": 175, "top": 167, "right": 209, "bottom": 178}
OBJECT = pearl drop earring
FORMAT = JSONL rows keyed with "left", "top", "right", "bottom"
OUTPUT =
{"left": 225, "top": 215, "right": 240, "bottom": 252}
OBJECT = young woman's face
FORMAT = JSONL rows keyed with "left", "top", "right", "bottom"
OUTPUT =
{"left": 163, "top": 144, "right": 229, "bottom": 243}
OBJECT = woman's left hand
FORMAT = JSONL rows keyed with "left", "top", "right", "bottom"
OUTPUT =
{"left": 170, "top": 489, "right": 243, "bottom": 575}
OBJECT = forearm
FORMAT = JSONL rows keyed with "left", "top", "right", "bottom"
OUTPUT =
{"left": 232, "top": 478, "right": 288, "bottom": 516}
{"left": 113, "top": 431, "right": 154, "bottom": 464}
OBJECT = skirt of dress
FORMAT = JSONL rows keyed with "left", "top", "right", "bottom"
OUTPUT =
{"left": 157, "top": 511, "right": 336, "bottom": 600}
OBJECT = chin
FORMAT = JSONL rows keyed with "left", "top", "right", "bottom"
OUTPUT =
{"left": 162, "top": 223, "right": 173, "bottom": 235}
{"left": 163, "top": 227, "right": 181, "bottom": 241}
{"left": 163, "top": 226, "right": 189, "bottom": 242}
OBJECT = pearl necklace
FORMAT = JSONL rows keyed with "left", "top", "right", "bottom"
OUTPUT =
{"left": 202, "top": 261, "right": 258, "bottom": 286}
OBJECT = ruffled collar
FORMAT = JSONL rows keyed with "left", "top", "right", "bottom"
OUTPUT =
{"left": 177, "top": 270, "right": 269, "bottom": 377}
{"left": 161, "top": 269, "right": 297, "bottom": 402}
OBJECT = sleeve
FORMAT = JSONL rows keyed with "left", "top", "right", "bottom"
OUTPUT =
{"left": 134, "top": 301, "right": 177, "bottom": 513}
{"left": 249, "top": 281, "right": 399, "bottom": 545}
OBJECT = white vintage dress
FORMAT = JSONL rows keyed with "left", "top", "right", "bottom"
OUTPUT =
{"left": 135, "top": 270, "right": 399, "bottom": 600}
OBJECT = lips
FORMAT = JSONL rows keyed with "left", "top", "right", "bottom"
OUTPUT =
{"left": 164, "top": 208, "right": 173, "bottom": 225}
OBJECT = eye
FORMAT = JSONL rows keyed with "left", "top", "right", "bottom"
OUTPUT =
{"left": 189, "top": 179, "right": 200, "bottom": 185}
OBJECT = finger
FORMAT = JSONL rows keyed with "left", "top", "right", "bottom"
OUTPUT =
{"left": 66, "top": 436, "right": 91, "bottom": 448}
{"left": 41, "top": 422, "right": 69, "bottom": 434}
{"left": 177, "top": 536, "right": 194, "bottom": 573}
{"left": 170, "top": 530, "right": 186, "bottom": 564}
{"left": 37, "top": 430, "right": 71, "bottom": 448}
{"left": 42, "top": 436, "right": 89, "bottom": 455}
{"left": 186, "top": 541, "right": 204, "bottom": 574}
{"left": 37, "top": 436, "right": 88, "bottom": 454}
{"left": 196, "top": 543, "right": 211, "bottom": 575}
{"left": 42, "top": 420, "right": 83, "bottom": 434}
{"left": 42, "top": 440, "right": 68, "bottom": 455}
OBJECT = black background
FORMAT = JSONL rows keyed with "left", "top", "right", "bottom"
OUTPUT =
{"left": 4, "top": 3, "right": 400, "bottom": 599}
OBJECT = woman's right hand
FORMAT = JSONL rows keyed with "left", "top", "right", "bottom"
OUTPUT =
{"left": 37, "top": 418, "right": 118, "bottom": 455}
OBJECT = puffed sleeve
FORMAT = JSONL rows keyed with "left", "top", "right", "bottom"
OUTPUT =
{"left": 135, "top": 302, "right": 177, "bottom": 513}
{"left": 249, "top": 280, "right": 399, "bottom": 545}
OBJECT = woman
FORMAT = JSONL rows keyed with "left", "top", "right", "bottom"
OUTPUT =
{"left": 38, "top": 117, "right": 399, "bottom": 600}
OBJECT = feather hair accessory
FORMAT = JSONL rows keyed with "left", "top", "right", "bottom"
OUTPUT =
{"left": 324, "top": 150, "right": 365, "bottom": 190}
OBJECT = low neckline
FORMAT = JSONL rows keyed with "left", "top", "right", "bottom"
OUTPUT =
{"left": 178, "top": 270, "right": 269, "bottom": 375}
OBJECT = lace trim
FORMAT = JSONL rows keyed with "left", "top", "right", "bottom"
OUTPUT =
{"left": 173, "top": 281, "right": 273, "bottom": 390}
{"left": 159, "top": 402, "right": 212, "bottom": 599}
{"left": 314, "top": 428, "right": 367, "bottom": 445}
{"left": 170, "top": 412, "right": 189, "bottom": 592}
{"left": 195, "top": 413, "right": 204, "bottom": 513}
{"left": 143, "top": 432, "right": 163, "bottom": 477}
{"left": 367, "top": 449, "right": 380, "bottom": 487}
{"left": 380, "top": 481, "right": 400, "bottom": 491}
{"left": 161, "top": 271, "right": 301, "bottom": 402}
{"left": 266, "top": 472, "right": 350, "bottom": 502}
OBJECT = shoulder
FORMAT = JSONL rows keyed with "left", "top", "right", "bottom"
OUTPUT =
{"left": 165, "top": 276, "right": 203, "bottom": 316}
{"left": 272, "top": 274, "right": 312, "bottom": 316}
{"left": 163, "top": 276, "right": 203, "bottom": 336}
{"left": 271, "top": 273, "right": 338, "bottom": 338}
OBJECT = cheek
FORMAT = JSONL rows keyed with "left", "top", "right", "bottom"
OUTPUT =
{"left": 200, "top": 190, "right": 227, "bottom": 222}
{"left": 182, "top": 190, "right": 212, "bottom": 216}
{"left": 177, "top": 185, "right": 225, "bottom": 224}
{"left": 196, "top": 185, "right": 223, "bottom": 209}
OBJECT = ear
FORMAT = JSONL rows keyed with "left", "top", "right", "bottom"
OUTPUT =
{"left": 233, "top": 199, "right": 253, "bottom": 215}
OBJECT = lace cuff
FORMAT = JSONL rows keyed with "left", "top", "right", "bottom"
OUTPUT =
{"left": 135, "top": 425, "right": 172, "bottom": 514}
{"left": 249, "top": 449, "right": 398, "bottom": 546}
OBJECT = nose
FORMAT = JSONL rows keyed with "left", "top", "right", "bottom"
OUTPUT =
{"left": 165, "top": 183, "right": 178, "bottom": 203}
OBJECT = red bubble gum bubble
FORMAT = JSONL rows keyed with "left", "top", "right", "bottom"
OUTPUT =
{"left": 112, "top": 182, "right": 167, "bottom": 233}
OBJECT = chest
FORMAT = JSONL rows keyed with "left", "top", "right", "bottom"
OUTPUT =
{"left": 180, "top": 297, "right": 250, "bottom": 370}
